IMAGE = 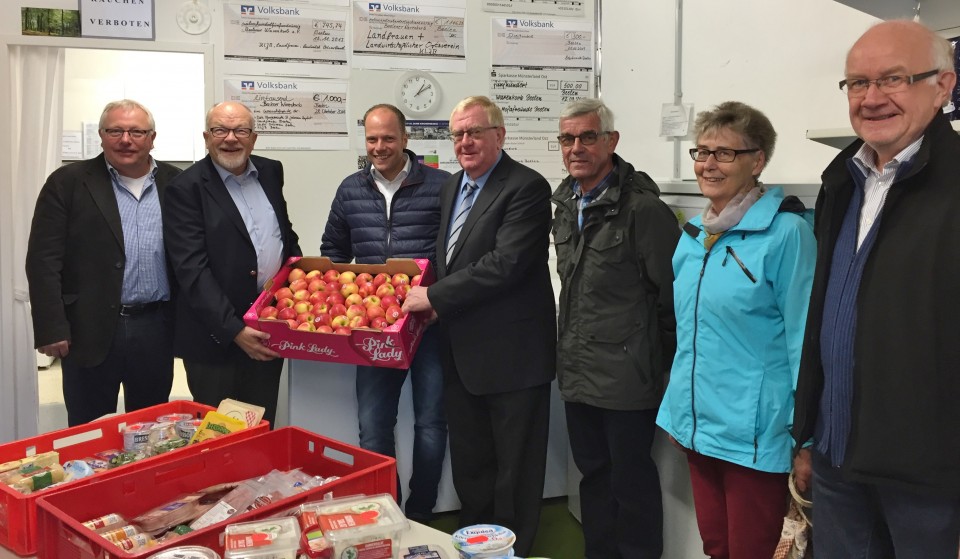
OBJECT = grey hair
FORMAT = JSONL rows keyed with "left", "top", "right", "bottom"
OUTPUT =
{"left": 99, "top": 99, "right": 155, "bottom": 130}
{"left": 206, "top": 101, "right": 257, "bottom": 130}
{"left": 693, "top": 101, "right": 777, "bottom": 164}
{"left": 559, "top": 98, "right": 615, "bottom": 132}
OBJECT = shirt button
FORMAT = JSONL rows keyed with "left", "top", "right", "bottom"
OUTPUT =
{"left": 115, "top": 262, "right": 123, "bottom": 269}
{"left": 249, "top": 270, "right": 257, "bottom": 276}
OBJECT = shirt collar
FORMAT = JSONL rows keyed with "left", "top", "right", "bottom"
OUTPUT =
{"left": 852, "top": 136, "right": 923, "bottom": 176}
{"left": 105, "top": 157, "right": 157, "bottom": 180}
{"left": 462, "top": 151, "right": 503, "bottom": 189}
{"left": 571, "top": 165, "right": 618, "bottom": 202}
{"left": 371, "top": 153, "right": 411, "bottom": 184}
{"left": 212, "top": 158, "right": 258, "bottom": 184}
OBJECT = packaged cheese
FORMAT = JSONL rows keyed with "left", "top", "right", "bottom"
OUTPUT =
{"left": 0, "top": 451, "right": 59, "bottom": 476}
{"left": 223, "top": 517, "right": 300, "bottom": 559}
{"left": 217, "top": 399, "right": 265, "bottom": 429}
{"left": 188, "top": 412, "right": 248, "bottom": 445}
{"left": 297, "top": 494, "right": 408, "bottom": 559}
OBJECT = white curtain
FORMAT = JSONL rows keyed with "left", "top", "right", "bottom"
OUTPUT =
{"left": 0, "top": 45, "right": 65, "bottom": 443}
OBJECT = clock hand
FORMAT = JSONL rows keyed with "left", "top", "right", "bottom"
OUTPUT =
{"left": 415, "top": 83, "right": 428, "bottom": 97}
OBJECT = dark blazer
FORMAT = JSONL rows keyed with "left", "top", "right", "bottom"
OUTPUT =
{"left": 162, "top": 154, "right": 301, "bottom": 363}
{"left": 26, "top": 154, "right": 181, "bottom": 367}
{"left": 428, "top": 151, "right": 557, "bottom": 394}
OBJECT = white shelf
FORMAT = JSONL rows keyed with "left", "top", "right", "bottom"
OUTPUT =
{"left": 833, "top": 0, "right": 960, "bottom": 32}
{"left": 807, "top": 121, "right": 960, "bottom": 149}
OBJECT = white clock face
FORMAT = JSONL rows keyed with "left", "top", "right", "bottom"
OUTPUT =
{"left": 398, "top": 74, "right": 439, "bottom": 115}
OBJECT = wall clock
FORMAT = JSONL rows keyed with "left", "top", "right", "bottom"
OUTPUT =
{"left": 396, "top": 71, "right": 441, "bottom": 116}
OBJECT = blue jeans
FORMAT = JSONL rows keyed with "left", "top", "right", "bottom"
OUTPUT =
{"left": 811, "top": 449, "right": 960, "bottom": 558}
{"left": 356, "top": 325, "right": 446, "bottom": 518}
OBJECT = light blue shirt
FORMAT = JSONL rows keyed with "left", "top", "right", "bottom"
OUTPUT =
{"left": 447, "top": 151, "right": 503, "bottom": 238}
{"left": 107, "top": 159, "right": 170, "bottom": 305}
{"left": 213, "top": 160, "right": 283, "bottom": 290}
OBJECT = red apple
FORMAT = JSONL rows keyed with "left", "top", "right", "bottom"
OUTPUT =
{"left": 344, "top": 293, "right": 364, "bottom": 307}
{"left": 287, "top": 268, "right": 306, "bottom": 283}
{"left": 363, "top": 295, "right": 381, "bottom": 308}
{"left": 311, "top": 302, "right": 329, "bottom": 315}
{"left": 326, "top": 292, "right": 346, "bottom": 306}
{"left": 329, "top": 303, "right": 347, "bottom": 318}
{"left": 384, "top": 305, "right": 403, "bottom": 324}
{"left": 278, "top": 307, "right": 297, "bottom": 321}
{"left": 293, "top": 289, "right": 310, "bottom": 302}
{"left": 411, "top": 274, "right": 422, "bottom": 286}
{"left": 376, "top": 283, "right": 395, "bottom": 298}
{"left": 323, "top": 269, "right": 341, "bottom": 283}
{"left": 330, "top": 315, "right": 350, "bottom": 328}
{"left": 370, "top": 316, "right": 389, "bottom": 329}
{"left": 395, "top": 284, "right": 411, "bottom": 302}
{"left": 366, "top": 305, "right": 386, "bottom": 320}
{"left": 339, "top": 271, "right": 357, "bottom": 284}
{"left": 340, "top": 283, "right": 360, "bottom": 297}
{"left": 348, "top": 315, "right": 370, "bottom": 328}
{"left": 296, "top": 311, "right": 315, "bottom": 324}
{"left": 308, "top": 278, "right": 324, "bottom": 293}
{"left": 259, "top": 306, "right": 279, "bottom": 319}
{"left": 391, "top": 273, "right": 410, "bottom": 288}
{"left": 323, "top": 281, "right": 341, "bottom": 293}
{"left": 285, "top": 319, "right": 298, "bottom": 329}
{"left": 356, "top": 272, "right": 373, "bottom": 286}
{"left": 274, "top": 287, "right": 294, "bottom": 301}
{"left": 334, "top": 326, "right": 352, "bottom": 336}
{"left": 289, "top": 279, "right": 308, "bottom": 293}
{"left": 296, "top": 321, "right": 315, "bottom": 332}
{"left": 373, "top": 272, "right": 391, "bottom": 288}
{"left": 276, "top": 297, "right": 295, "bottom": 309}
{"left": 346, "top": 304, "right": 367, "bottom": 319}
{"left": 305, "top": 269, "right": 323, "bottom": 280}
{"left": 293, "top": 300, "right": 311, "bottom": 313}
{"left": 314, "top": 312, "right": 332, "bottom": 328}
{"left": 308, "top": 291, "right": 326, "bottom": 305}
{"left": 358, "top": 283, "right": 375, "bottom": 298}
{"left": 316, "top": 324, "right": 334, "bottom": 333}
{"left": 379, "top": 295, "right": 399, "bottom": 310}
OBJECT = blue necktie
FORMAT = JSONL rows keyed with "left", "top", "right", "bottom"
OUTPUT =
{"left": 446, "top": 182, "right": 478, "bottom": 264}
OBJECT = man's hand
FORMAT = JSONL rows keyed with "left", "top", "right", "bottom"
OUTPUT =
{"left": 234, "top": 326, "right": 281, "bottom": 361}
{"left": 402, "top": 286, "right": 433, "bottom": 314}
{"left": 793, "top": 448, "right": 812, "bottom": 493}
{"left": 38, "top": 340, "right": 69, "bottom": 359}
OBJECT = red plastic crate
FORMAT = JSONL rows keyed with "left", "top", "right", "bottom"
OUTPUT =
{"left": 35, "top": 426, "right": 396, "bottom": 559}
{"left": 244, "top": 257, "right": 435, "bottom": 369}
{"left": 0, "top": 401, "right": 268, "bottom": 556}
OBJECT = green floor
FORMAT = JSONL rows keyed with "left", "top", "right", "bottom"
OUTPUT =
{"left": 425, "top": 497, "right": 585, "bottom": 558}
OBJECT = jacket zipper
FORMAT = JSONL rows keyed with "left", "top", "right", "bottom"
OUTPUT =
{"left": 724, "top": 246, "right": 757, "bottom": 283}
{"left": 689, "top": 250, "right": 711, "bottom": 452}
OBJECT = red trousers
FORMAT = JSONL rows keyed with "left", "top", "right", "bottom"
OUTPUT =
{"left": 686, "top": 451, "right": 789, "bottom": 559}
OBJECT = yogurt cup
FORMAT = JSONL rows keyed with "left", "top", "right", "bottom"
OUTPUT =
{"left": 147, "top": 546, "right": 221, "bottom": 559}
{"left": 452, "top": 525, "right": 516, "bottom": 558}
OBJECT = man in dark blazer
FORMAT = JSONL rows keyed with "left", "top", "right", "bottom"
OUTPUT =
{"left": 163, "top": 101, "right": 301, "bottom": 427}
{"left": 403, "top": 96, "right": 556, "bottom": 556}
{"left": 26, "top": 99, "right": 180, "bottom": 426}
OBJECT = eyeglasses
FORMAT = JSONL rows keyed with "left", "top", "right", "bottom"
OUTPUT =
{"left": 557, "top": 131, "right": 610, "bottom": 147}
{"left": 448, "top": 126, "right": 498, "bottom": 142}
{"left": 101, "top": 128, "right": 153, "bottom": 140}
{"left": 208, "top": 127, "right": 254, "bottom": 138}
{"left": 839, "top": 69, "right": 940, "bottom": 97}
{"left": 689, "top": 148, "right": 760, "bottom": 163}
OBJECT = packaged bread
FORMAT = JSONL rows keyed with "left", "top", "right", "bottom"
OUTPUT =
{"left": 188, "top": 412, "right": 247, "bottom": 445}
{"left": 216, "top": 399, "right": 265, "bottom": 429}
{"left": 0, "top": 451, "right": 59, "bottom": 477}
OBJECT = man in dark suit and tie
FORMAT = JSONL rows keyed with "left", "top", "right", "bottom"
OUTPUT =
{"left": 27, "top": 99, "right": 180, "bottom": 426}
{"left": 403, "top": 96, "right": 556, "bottom": 556}
{"left": 163, "top": 101, "right": 301, "bottom": 426}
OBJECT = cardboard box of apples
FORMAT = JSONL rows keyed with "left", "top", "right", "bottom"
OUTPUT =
{"left": 243, "top": 257, "right": 434, "bottom": 369}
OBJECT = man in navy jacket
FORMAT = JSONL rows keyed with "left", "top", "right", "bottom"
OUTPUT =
{"left": 321, "top": 104, "right": 450, "bottom": 520}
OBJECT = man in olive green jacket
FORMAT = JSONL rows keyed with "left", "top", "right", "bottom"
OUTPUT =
{"left": 551, "top": 98, "right": 679, "bottom": 559}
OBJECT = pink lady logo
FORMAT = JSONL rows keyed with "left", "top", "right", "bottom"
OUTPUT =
{"left": 276, "top": 340, "right": 338, "bottom": 356}
{"left": 359, "top": 336, "right": 404, "bottom": 362}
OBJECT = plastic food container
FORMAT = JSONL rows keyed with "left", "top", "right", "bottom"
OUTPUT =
{"left": 224, "top": 517, "right": 300, "bottom": 559}
{"left": 451, "top": 525, "right": 516, "bottom": 558}
{"left": 299, "top": 493, "right": 409, "bottom": 559}
{"left": 148, "top": 545, "right": 221, "bottom": 558}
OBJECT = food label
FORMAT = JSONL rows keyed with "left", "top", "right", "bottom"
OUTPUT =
{"left": 318, "top": 509, "right": 380, "bottom": 531}
{"left": 342, "top": 539, "right": 392, "bottom": 559}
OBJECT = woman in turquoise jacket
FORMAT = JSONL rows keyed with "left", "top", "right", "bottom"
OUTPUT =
{"left": 656, "top": 101, "right": 815, "bottom": 559}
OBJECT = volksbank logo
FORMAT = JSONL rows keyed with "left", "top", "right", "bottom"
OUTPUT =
{"left": 241, "top": 81, "right": 255, "bottom": 91}
{"left": 240, "top": 5, "right": 254, "bottom": 16}
{"left": 506, "top": 19, "right": 518, "bottom": 29}
{"left": 516, "top": 19, "right": 555, "bottom": 28}
{"left": 369, "top": 3, "right": 381, "bottom": 12}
